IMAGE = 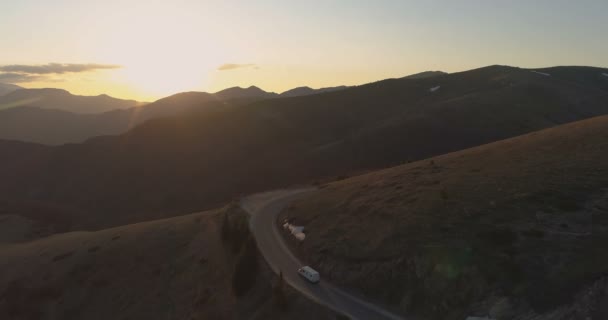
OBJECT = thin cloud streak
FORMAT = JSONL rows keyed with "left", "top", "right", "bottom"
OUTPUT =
{"left": 0, "top": 63, "right": 121, "bottom": 74}
{"left": 217, "top": 63, "right": 258, "bottom": 71}
{"left": 0, "top": 63, "right": 122, "bottom": 84}
{"left": 0, "top": 72, "right": 42, "bottom": 83}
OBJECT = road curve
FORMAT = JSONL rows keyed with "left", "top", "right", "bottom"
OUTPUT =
{"left": 242, "top": 189, "right": 405, "bottom": 320}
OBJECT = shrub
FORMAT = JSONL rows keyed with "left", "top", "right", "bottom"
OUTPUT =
{"left": 220, "top": 211, "right": 231, "bottom": 242}
{"left": 335, "top": 175, "right": 348, "bottom": 181}
{"left": 220, "top": 208, "right": 251, "bottom": 253}
{"left": 273, "top": 271, "right": 288, "bottom": 311}
{"left": 229, "top": 220, "right": 250, "bottom": 253}
{"left": 52, "top": 251, "right": 74, "bottom": 262}
{"left": 231, "top": 235, "right": 259, "bottom": 297}
{"left": 521, "top": 228, "right": 545, "bottom": 238}
{"left": 478, "top": 228, "right": 517, "bottom": 247}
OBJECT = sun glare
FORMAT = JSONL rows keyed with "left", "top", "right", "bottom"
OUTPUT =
{"left": 87, "top": 4, "right": 229, "bottom": 100}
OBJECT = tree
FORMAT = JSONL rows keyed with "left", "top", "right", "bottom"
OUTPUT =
{"left": 231, "top": 236, "right": 258, "bottom": 296}
{"left": 273, "top": 271, "right": 288, "bottom": 310}
{"left": 220, "top": 212, "right": 231, "bottom": 243}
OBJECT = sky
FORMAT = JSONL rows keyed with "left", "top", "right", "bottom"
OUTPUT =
{"left": 1, "top": 0, "right": 607, "bottom": 101}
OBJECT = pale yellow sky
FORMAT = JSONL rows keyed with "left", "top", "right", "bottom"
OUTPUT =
{"left": 2, "top": 0, "right": 607, "bottom": 101}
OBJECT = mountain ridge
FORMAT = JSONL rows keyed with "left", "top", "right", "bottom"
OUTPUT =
{"left": 0, "top": 88, "right": 143, "bottom": 114}
{"left": 0, "top": 82, "right": 23, "bottom": 96}
{"left": 0, "top": 65, "right": 607, "bottom": 228}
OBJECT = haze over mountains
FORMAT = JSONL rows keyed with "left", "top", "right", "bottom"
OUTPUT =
{"left": 1, "top": 65, "right": 607, "bottom": 229}
{"left": 0, "top": 83, "right": 351, "bottom": 145}
{"left": 0, "top": 88, "right": 142, "bottom": 114}
{"left": 0, "top": 83, "right": 22, "bottom": 96}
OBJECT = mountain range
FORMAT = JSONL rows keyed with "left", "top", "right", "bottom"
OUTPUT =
{"left": 0, "top": 82, "right": 22, "bottom": 96}
{"left": 0, "top": 83, "right": 354, "bottom": 145}
{"left": 0, "top": 88, "right": 142, "bottom": 113}
{"left": 279, "top": 85, "right": 349, "bottom": 98}
{"left": 1, "top": 65, "right": 608, "bottom": 320}
{"left": 0, "top": 65, "right": 607, "bottom": 229}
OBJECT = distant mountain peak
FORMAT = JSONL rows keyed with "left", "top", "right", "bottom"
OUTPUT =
{"left": 214, "top": 86, "right": 277, "bottom": 100}
{"left": 279, "top": 85, "right": 348, "bottom": 98}
{"left": 0, "top": 88, "right": 141, "bottom": 114}
{"left": 13, "top": 88, "right": 71, "bottom": 95}
{"left": 288, "top": 86, "right": 313, "bottom": 91}
{"left": 401, "top": 71, "right": 447, "bottom": 80}
{"left": 0, "top": 82, "right": 22, "bottom": 97}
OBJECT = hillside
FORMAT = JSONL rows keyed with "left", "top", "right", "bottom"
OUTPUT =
{"left": 401, "top": 71, "right": 447, "bottom": 79}
{"left": 214, "top": 86, "right": 278, "bottom": 101}
{"left": 0, "top": 107, "right": 133, "bottom": 145}
{"left": 0, "top": 84, "right": 346, "bottom": 145}
{"left": 0, "top": 205, "right": 335, "bottom": 320}
{"left": 0, "top": 83, "right": 22, "bottom": 96}
{"left": 284, "top": 115, "right": 608, "bottom": 320}
{"left": 0, "top": 88, "right": 142, "bottom": 114}
{"left": 0, "top": 85, "right": 351, "bottom": 145}
{"left": 0, "top": 92, "right": 229, "bottom": 145}
{"left": 279, "top": 86, "right": 348, "bottom": 98}
{"left": 0, "top": 65, "right": 607, "bottom": 230}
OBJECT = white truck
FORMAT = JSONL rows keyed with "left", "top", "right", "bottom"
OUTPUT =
{"left": 297, "top": 266, "right": 320, "bottom": 283}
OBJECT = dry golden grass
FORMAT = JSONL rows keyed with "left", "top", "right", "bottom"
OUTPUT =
{"left": 0, "top": 206, "right": 334, "bottom": 320}
{"left": 286, "top": 115, "right": 608, "bottom": 319}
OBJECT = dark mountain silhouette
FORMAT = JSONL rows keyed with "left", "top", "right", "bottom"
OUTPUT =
{"left": 0, "top": 84, "right": 349, "bottom": 145}
{"left": 0, "top": 107, "right": 133, "bottom": 145}
{"left": 400, "top": 70, "right": 447, "bottom": 79}
{"left": 213, "top": 85, "right": 278, "bottom": 100}
{"left": 0, "top": 88, "right": 142, "bottom": 114}
{"left": 0, "top": 83, "right": 22, "bottom": 96}
{"left": 279, "top": 85, "right": 348, "bottom": 98}
{"left": 0, "top": 91, "right": 244, "bottom": 145}
{"left": 1, "top": 65, "right": 607, "bottom": 229}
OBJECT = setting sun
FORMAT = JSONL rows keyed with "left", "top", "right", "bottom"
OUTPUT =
{"left": 4, "top": 1, "right": 606, "bottom": 101}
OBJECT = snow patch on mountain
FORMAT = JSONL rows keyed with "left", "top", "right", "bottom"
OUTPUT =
{"left": 531, "top": 71, "right": 551, "bottom": 77}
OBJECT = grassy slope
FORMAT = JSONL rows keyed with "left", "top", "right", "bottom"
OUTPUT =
{"left": 286, "top": 115, "right": 608, "bottom": 319}
{"left": 0, "top": 206, "right": 335, "bottom": 320}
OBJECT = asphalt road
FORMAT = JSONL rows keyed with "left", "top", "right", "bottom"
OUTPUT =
{"left": 242, "top": 189, "right": 404, "bottom": 320}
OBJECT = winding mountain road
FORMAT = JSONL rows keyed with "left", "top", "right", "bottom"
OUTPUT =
{"left": 242, "top": 189, "right": 404, "bottom": 320}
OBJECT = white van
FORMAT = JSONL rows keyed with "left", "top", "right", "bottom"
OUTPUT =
{"left": 297, "top": 266, "right": 320, "bottom": 283}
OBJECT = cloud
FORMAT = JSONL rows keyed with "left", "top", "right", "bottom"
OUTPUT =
{"left": 0, "top": 63, "right": 121, "bottom": 74}
{"left": 0, "top": 72, "right": 43, "bottom": 83}
{"left": 217, "top": 63, "right": 258, "bottom": 71}
{"left": 0, "top": 63, "right": 122, "bottom": 84}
